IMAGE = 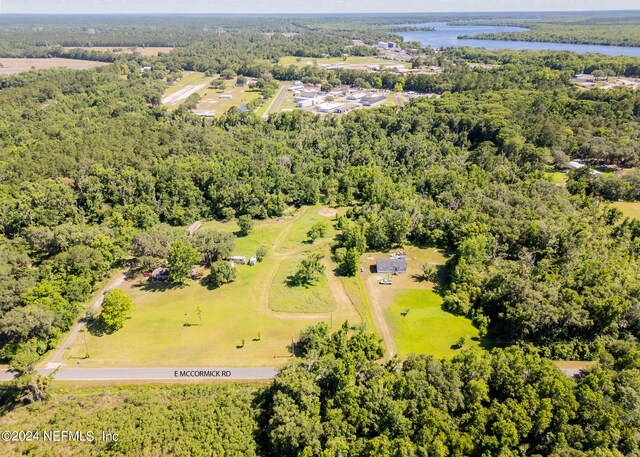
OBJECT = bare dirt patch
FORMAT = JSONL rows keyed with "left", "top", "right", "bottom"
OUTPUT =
{"left": 0, "top": 58, "right": 109, "bottom": 75}
{"left": 318, "top": 207, "right": 338, "bottom": 218}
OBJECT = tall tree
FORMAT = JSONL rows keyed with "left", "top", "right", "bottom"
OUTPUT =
{"left": 167, "top": 241, "right": 200, "bottom": 284}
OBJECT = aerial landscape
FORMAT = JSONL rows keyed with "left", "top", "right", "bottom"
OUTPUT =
{"left": 0, "top": 0, "right": 639, "bottom": 455}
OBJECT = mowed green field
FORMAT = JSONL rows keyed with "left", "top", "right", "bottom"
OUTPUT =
{"left": 612, "top": 201, "right": 640, "bottom": 220}
{"left": 388, "top": 290, "right": 480, "bottom": 358}
{"left": 195, "top": 77, "right": 265, "bottom": 115}
{"left": 64, "top": 206, "right": 360, "bottom": 368}
{"left": 269, "top": 257, "right": 335, "bottom": 313}
{"left": 546, "top": 171, "right": 568, "bottom": 185}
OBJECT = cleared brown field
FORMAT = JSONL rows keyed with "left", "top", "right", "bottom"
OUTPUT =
{"left": 63, "top": 46, "right": 174, "bottom": 56}
{"left": 0, "top": 58, "right": 110, "bottom": 75}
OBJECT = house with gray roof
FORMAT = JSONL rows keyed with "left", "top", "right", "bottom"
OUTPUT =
{"left": 376, "top": 258, "right": 407, "bottom": 274}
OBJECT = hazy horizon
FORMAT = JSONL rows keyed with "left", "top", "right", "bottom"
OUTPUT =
{"left": 3, "top": 0, "right": 640, "bottom": 15}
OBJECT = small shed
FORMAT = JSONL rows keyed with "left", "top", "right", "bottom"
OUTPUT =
{"left": 151, "top": 267, "right": 170, "bottom": 281}
{"left": 376, "top": 258, "right": 407, "bottom": 274}
{"left": 249, "top": 255, "right": 258, "bottom": 266}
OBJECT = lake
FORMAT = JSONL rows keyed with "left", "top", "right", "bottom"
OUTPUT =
{"left": 394, "top": 22, "right": 640, "bottom": 57}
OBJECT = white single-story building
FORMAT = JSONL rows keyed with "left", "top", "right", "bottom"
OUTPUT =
{"left": 317, "top": 102, "right": 346, "bottom": 113}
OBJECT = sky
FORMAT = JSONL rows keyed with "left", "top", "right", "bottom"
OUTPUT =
{"left": 1, "top": 0, "right": 639, "bottom": 14}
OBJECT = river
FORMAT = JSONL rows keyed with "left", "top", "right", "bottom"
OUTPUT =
{"left": 394, "top": 22, "right": 640, "bottom": 57}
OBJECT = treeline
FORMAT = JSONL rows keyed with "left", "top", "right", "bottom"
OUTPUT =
{"left": 447, "top": 47, "right": 640, "bottom": 77}
{"left": 461, "top": 23, "right": 640, "bottom": 48}
{"left": 2, "top": 324, "right": 639, "bottom": 456}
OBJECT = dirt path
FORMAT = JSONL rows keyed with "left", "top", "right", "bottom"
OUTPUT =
{"left": 44, "top": 271, "right": 128, "bottom": 367}
{"left": 253, "top": 207, "right": 359, "bottom": 321}
{"left": 253, "top": 207, "right": 307, "bottom": 316}
{"left": 322, "top": 258, "right": 359, "bottom": 318}
{"left": 364, "top": 274, "right": 397, "bottom": 358}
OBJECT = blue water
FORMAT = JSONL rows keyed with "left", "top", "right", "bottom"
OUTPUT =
{"left": 395, "top": 22, "right": 640, "bottom": 57}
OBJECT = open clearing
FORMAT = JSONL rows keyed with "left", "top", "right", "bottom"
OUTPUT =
{"left": 57, "top": 206, "right": 479, "bottom": 368}
{"left": 388, "top": 290, "right": 480, "bottom": 358}
{"left": 0, "top": 58, "right": 109, "bottom": 75}
{"left": 63, "top": 46, "right": 174, "bottom": 56}
{"left": 546, "top": 171, "right": 568, "bottom": 185}
{"left": 269, "top": 257, "right": 336, "bottom": 313}
{"left": 194, "top": 77, "right": 266, "bottom": 116}
{"left": 63, "top": 206, "right": 360, "bottom": 368}
{"left": 161, "top": 71, "right": 213, "bottom": 107}
{"left": 612, "top": 201, "right": 640, "bottom": 220}
{"left": 360, "top": 247, "right": 479, "bottom": 358}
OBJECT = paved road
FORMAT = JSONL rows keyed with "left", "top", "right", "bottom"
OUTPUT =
{"left": 0, "top": 367, "right": 278, "bottom": 381}
{"left": 262, "top": 84, "right": 289, "bottom": 119}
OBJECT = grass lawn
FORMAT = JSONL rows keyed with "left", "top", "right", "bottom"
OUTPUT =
{"left": 341, "top": 275, "right": 374, "bottom": 329}
{"left": 545, "top": 171, "right": 568, "bottom": 185}
{"left": 269, "top": 257, "right": 336, "bottom": 313}
{"left": 195, "top": 77, "right": 264, "bottom": 116}
{"left": 63, "top": 205, "right": 360, "bottom": 368}
{"left": 612, "top": 201, "right": 640, "bottom": 220}
{"left": 387, "top": 290, "right": 480, "bottom": 359}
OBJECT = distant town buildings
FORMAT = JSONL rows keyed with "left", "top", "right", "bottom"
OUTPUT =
{"left": 377, "top": 41, "right": 397, "bottom": 50}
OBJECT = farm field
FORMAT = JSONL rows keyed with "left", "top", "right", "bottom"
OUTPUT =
{"left": 278, "top": 55, "right": 403, "bottom": 68}
{"left": 612, "top": 201, "right": 640, "bottom": 220}
{"left": 63, "top": 46, "right": 174, "bottom": 56}
{"left": 0, "top": 58, "right": 110, "bottom": 75}
{"left": 62, "top": 206, "right": 360, "bottom": 368}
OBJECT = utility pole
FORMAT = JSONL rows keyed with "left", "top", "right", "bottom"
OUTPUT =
{"left": 83, "top": 334, "right": 90, "bottom": 359}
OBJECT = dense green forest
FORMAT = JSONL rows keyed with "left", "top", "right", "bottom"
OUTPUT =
{"left": 1, "top": 324, "right": 639, "bottom": 456}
